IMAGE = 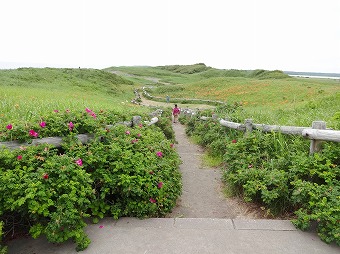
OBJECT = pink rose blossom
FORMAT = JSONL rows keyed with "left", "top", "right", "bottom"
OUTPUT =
{"left": 85, "top": 108, "right": 92, "bottom": 113}
{"left": 139, "top": 124, "right": 143, "bottom": 128}
{"left": 156, "top": 151, "right": 163, "bottom": 158}
{"left": 125, "top": 130, "right": 130, "bottom": 135}
{"left": 53, "top": 110, "right": 59, "bottom": 113}
{"left": 17, "top": 155, "right": 23, "bottom": 160}
{"left": 6, "top": 124, "right": 13, "bottom": 130}
{"left": 29, "top": 129, "right": 38, "bottom": 138}
{"left": 43, "top": 173, "right": 49, "bottom": 179}
{"left": 68, "top": 122, "right": 74, "bottom": 131}
{"left": 157, "top": 182, "right": 163, "bottom": 189}
{"left": 149, "top": 198, "right": 156, "bottom": 203}
{"left": 232, "top": 139, "right": 237, "bottom": 143}
{"left": 39, "top": 122, "right": 46, "bottom": 128}
{"left": 76, "top": 159, "right": 83, "bottom": 166}
{"left": 137, "top": 133, "right": 141, "bottom": 137}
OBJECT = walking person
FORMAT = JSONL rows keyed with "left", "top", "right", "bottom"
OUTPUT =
{"left": 172, "top": 104, "right": 180, "bottom": 123}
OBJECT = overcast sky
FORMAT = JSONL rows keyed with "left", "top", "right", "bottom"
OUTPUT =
{"left": 1, "top": 0, "right": 340, "bottom": 73}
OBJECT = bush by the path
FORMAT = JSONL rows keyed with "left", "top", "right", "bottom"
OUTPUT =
{"left": 184, "top": 108, "right": 340, "bottom": 246}
{"left": 0, "top": 109, "right": 181, "bottom": 251}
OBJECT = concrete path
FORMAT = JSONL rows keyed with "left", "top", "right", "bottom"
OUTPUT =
{"left": 167, "top": 122, "right": 253, "bottom": 219}
{"left": 7, "top": 217, "right": 340, "bottom": 254}
{"left": 6, "top": 122, "right": 340, "bottom": 253}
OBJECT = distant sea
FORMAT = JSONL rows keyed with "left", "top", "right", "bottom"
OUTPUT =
{"left": 285, "top": 71, "right": 340, "bottom": 80}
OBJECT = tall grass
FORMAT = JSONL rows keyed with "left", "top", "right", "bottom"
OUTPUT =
{"left": 0, "top": 68, "right": 149, "bottom": 124}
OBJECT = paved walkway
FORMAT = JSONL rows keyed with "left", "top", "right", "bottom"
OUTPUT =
{"left": 6, "top": 122, "right": 340, "bottom": 254}
{"left": 167, "top": 122, "right": 241, "bottom": 219}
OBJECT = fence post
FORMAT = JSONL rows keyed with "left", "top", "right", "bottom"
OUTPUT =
{"left": 245, "top": 119, "right": 253, "bottom": 134}
{"left": 309, "top": 121, "right": 326, "bottom": 154}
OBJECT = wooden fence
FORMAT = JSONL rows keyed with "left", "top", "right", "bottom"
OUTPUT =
{"left": 202, "top": 116, "right": 340, "bottom": 154}
{"left": 142, "top": 87, "right": 225, "bottom": 106}
{"left": 0, "top": 116, "right": 159, "bottom": 150}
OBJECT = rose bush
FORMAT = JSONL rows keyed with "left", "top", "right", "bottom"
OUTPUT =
{"left": 185, "top": 107, "right": 340, "bottom": 246}
{"left": 0, "top": 108, "right": 182, "bottom": 252}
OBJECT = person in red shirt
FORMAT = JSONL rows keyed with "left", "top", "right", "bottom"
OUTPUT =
{"left": 172, "top": 104, "right": 180, "bottom": 123}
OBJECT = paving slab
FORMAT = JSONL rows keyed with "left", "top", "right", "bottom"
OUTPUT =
{"left": 174, "top": 218, "right": 234, "bottom": 230}
{"left": 7, "top": 218, "right": 340, "bottom": 254}
{"left": 233, "top": 219, "right": 297, "bottom": 231}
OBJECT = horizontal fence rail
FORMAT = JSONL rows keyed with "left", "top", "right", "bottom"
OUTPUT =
{"left": 142, "top": 87, "right": 225, "bottom": 106}
{"left": 0, "top": 115, "right": 159, "bottom": 150}
{"left": 202, "top": 117, "right": 340, "bottom": 154}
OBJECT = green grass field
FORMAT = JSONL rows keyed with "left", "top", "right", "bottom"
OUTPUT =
{"left": 1, "top": 65, "right": 339, "bottom": 128}
{"left": 0, "top": 68, "right": 150, "bottom": 124}
{"left": 107, "top": 64, "right": 340, "bottom": 128}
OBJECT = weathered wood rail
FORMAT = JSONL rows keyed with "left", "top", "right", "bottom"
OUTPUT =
{"left": 142, "top": 87, "right": 225, "bottom": 106}
{"left": 0, "top": 115, "right": 159, "bottom": 150}
{"left": 203, "top": 117, "right": 340, "bottom": 154}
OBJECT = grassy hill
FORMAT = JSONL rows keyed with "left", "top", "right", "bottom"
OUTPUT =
{"left": 0, "top": 68, "right": 146, "bottom": 123}
{"left": 1, "top": 65, "right": 339, "bottom": 128}
{"left": 106, "top": 64, "right": 340, "bottom": 128}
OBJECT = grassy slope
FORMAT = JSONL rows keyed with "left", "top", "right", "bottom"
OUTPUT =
{"left": 0, "top": 68, "right": 147, "bottom": 122}
{"left": 106, "top": 64, "right": 340, "bottom": 127}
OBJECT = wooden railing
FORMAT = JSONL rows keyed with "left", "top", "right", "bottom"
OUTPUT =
{"left": 0, "top": 115, "right": 159, "bottom": 150}
{"left": 202, "top": 116, "right": 340, "bottom": 154}
{"left": 142, "top": 87, "right": 225, "bottom": 106}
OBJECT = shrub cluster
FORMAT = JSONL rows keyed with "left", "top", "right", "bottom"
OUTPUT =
{"left": 185, "top": 109, "right": 340, "bottom": 246}
{"left": 0, "top": 109, "right": 181, "bottom": 252}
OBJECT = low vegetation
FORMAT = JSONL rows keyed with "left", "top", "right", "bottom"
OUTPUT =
{"left": 183, "top": 105, "right": 340, "bottom": 246}
{"left": 0, "top": 68, "right": 181, "bottom": 252}
{"left": 1, "top": 64, "right": 339, "bottom": 251}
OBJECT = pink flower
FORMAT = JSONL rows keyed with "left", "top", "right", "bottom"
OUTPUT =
{"left": 149, "top": 171, "right": 154, "bottom": 175}
{"left": 248, "top": 164, "right": 253, "bottom": 168}
{"left": 157, "top": 182, "right": 163, "bottom": 189}
{"left": 6, "top": 124, "right": 13, "bottom": 130}
{"left": 125, "top": 130, "right": 130, "bottom": 135}
{"left": 43, "top": 173, "right": 49, "bottom": 179}
{"left": 53, "top": 110, "right": 59, "bottom": 113}
{"left": 137, "top": 133, "right": 141, "bottom": 137}
{"left": 156, "top": 151, "right": 163, "bottom": 158}
{"left": 29, "top": 129, "right": 38, "bottom": 138}
{"left": 76, "top": 159, "right": 83, "bottom": 166}
{"left": 66, "top": 109, "right": 70, "bottom": 113}
{"left": 139, "top": 124, "right": 143, "bottom": 128}
{"left": 232, "top": 139, "right": 237, "bottom": 143}
{"left": 17, "top": 155, "right": 23, "bottom": 160}
{"left": 131, "top": 139, "right": 138, "bottom": 144}
{"left": 149, "top": 198, "right": 156, "bottom": 203}
{"left": 99, "top": 225, "right": 104, "bottom": 229}
{"left": 91, "top": 112, "right": 97, "bottom": 119}
{"left": 85, "top": 108, "right": 92, "bottom": 113}
{"left": 39, "top": 122, "right": 46, "bottom": 128}
{"left": 68, "top": 122, "right": 74, "bottom": 131}
{"left": 170, "top": 143, "right": 174, "bottom": 148}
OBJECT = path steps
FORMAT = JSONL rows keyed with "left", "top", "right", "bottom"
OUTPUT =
{"left": 8, "top": 217, "right": 340, "bottom": 254}
{"left": 6, "top": 123, "right": 340, "bottom": 253}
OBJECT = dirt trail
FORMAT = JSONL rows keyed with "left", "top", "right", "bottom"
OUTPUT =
{"left": 167, "top": 122, "right": 261, "bottom": 219}
{"left": 139, "top": 97, "right": 263, "bottom": 219}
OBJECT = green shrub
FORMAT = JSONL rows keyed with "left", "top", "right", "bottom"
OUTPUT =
{"left": 185, "top": 107, "right": 339, "bottom": 245}
{"left": 0, "top": 221, "right": 7, "bottom": 254}
{"left": 290, "top": 143, "right": 340, "bottom": 245}
{"left": 0, "top": 109, "right": 182, "bottom": 251}
{"left": 0, "top": 145, "right": 94, "bottom": 251}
